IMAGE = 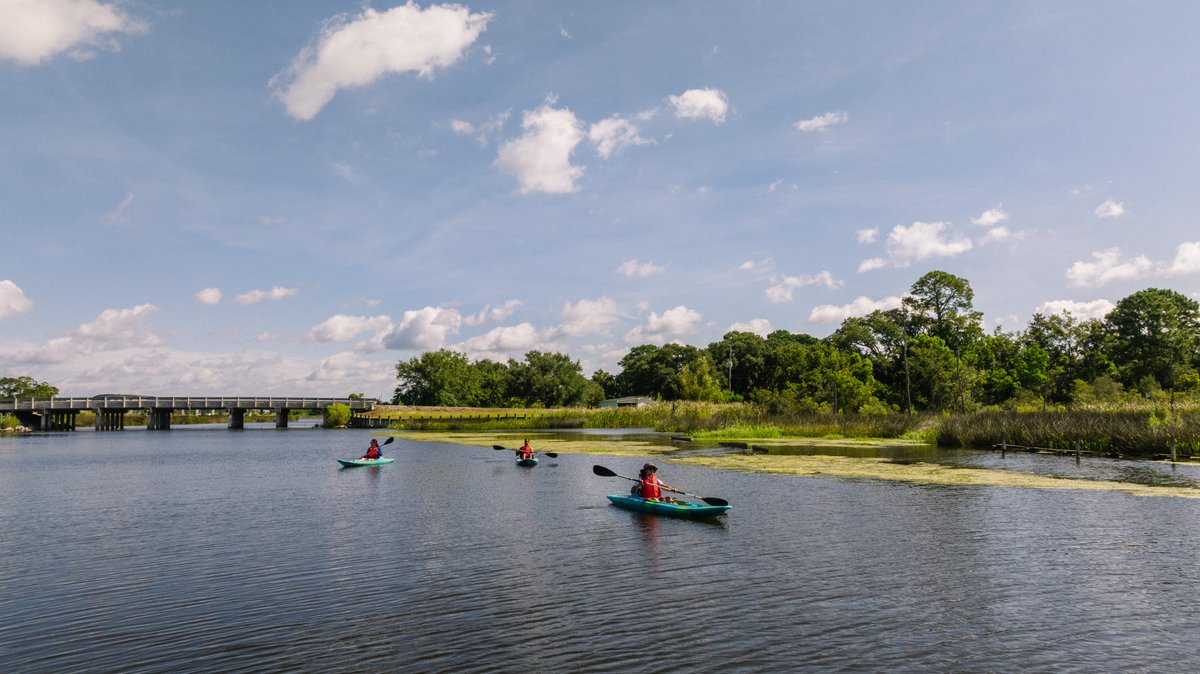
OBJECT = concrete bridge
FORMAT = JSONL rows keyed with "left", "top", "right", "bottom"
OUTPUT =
{"left": 0, "top": 395, "right": 379, "bottom": 431}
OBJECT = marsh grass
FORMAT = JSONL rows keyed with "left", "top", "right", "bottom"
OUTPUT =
{"left": 938, "top": 410, "right": 1200, "bottom": 457}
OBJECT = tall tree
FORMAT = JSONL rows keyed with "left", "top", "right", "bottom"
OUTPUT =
{"left": 0, "top": 376, "right": 59, "bottom": 398}
{"left": 393, "top": 350, "right": 488, "bottom": 406}
{"left": 1105, "top": 288, "right": 1200, "bottom": 394}
{"left": 902, "top": 270, "right": 982, "bottom": 351}
{"left": 507, "top": 350, "right": 600, "bottom": 407}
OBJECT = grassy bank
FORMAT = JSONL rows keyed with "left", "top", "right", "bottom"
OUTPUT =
{"left": 937, "top": 410, "right": 1200, "bottom": 458}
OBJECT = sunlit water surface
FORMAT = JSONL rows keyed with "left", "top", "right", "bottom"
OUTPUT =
{"left": 3, "top": 427, "right": 1200, "bottom": 672}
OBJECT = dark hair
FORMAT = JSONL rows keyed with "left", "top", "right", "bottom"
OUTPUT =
{"left": 644, "top": 463, "right": 657, "bottom": 472}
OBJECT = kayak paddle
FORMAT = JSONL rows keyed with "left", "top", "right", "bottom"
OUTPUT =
{"left": 591, "top": 464, "right": 729, "bottom": 507}
{"left": 493, "top": 444, "right": 558, "bottom": 458}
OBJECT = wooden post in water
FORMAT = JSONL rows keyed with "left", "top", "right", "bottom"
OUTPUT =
{"left": 1074, "top": 439, "right": 1081, "bottom": 465}
{"left": 1171, "top": 438, "right": 1177, "bottom": 463}
{"left": 1000, "top": 439, "right": 1006, "bottom": 458}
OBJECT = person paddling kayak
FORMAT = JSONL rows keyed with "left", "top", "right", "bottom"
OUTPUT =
{"left": 359, "top": 438, "right": 382, "bottom": 460}
{"left": 634, "top": 463, "right": 679, "bottom": 501}
{"left": 516, "top": 438, "right": 534, "bottom": 460}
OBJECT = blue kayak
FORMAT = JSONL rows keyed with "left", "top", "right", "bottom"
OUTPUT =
{"left": 337, "top": 457, "right": 395, "bottom": 467}
{"left": 606, "top": 494, "right": 730, "bottom": 519}
{"left": 516, "top": 456, "right": 538, "bottom": 467}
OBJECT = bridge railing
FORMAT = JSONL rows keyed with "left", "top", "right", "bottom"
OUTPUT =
{"left": 0, "top": 396, "right": 379, "bottom": 411}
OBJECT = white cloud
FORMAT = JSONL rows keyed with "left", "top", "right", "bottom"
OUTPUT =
{"left": 667, "top": 88, "right": 728, "bottom": 124}
{"left": 809, "top": 295, "right": 904, "bottom": 323}
{"left": 858, "top": 257, "right": 888, "bottom": 272}
{"left": 0, "top": 280, "right": 34, "bottom": 319}
{"left": 980, "top": 226, "right": 1017, "bottom": 244}
{"left": 306, "top": 314, "right": 392, "bottom": 342}
{"left": 588, "top": 115, "right": 650, "bottom": 158}
{"left": 764, "top": 271, "right": 842, "bottom": 303}
{"left": 728, "top": 318, "right": 773, "bottom": 336}
{"left": 195, "top": 287, "right": 223, "bottom": 305}
{"left": 1095, "top": 198, "right": 1125, "bottom": 218}
{"left": 450, "top": 111, "right": 509, "bottom": 145}
{"left": 495, "top": 100, "right": 585, "bottom": 194}
{"left": 233, "top": 286, "right": 298, "bottom": 305}
{"left": 463, "top": 299, "right": 522, "bottom": 326}
{"left": 306, "top": 351, "right": 394, "bottom": 391}
{"left": 0, "top": 0, "right": 142, "bottom": 65}
{"left": 1066, "top": 247, "right": 1153, "bottom": 287}
{"left": 972, "top": 206, "right": 1009, "bottom": 226}
{"left": 105, "top": 191, "right": 134, "bottom": 224}
{"left": 558, "top": 296, "right": 621, "bottom": 337}
{"left": 383, "top": 306, "right": 461, "bottom": 350}
{"left": 271, "top": 3, "right": 491, "bottom": 120}
{"left": 617, "top": 259, "right": 665, "bottom": 278}
{"left": 454, "top": 322, "right": 553, "bottom": 358}
{"left": 1165, "top": 241, "right": 1200, "bottom": 275}
{"left": 624, "top": 306, "right": 701, "bottom": 343}
{"left": 1034, "top": 299, "right": 1115, "bottom": 321}
{"left": 856, "top": 227, "right": 879, "bottom": 244}
{"left": 794, "top": 111, "right": 847, "bottom": 132}
{"left": 883, "top": 221, "right": 973, "bottom": 266}
{"left": 14, "top": 304, "right": 163, "bottom": 364}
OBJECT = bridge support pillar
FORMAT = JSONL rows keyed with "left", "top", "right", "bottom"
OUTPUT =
{"left": 95, "top": 409, "right": 126, "bottom": 431}
{"left": 39, "top": 411, "right": 77, "bottom": 431}
{"left": 228, "top": 408, "right": 245, "bottom": 429}
{"left": 148, "top": 408, "right": 172, "bottom": 430}
{"left": 275, "top": 409, "right": 290, "bottom": 429}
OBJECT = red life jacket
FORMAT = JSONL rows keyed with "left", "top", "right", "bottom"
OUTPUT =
{"left": 365, "top": 446, "right": 380, "bottom": 459}
{"left": 639, "top": 474, "right": 663, "bottom": 499}
{"left": 518, "top": 444, "right": 533, "bottom": 458}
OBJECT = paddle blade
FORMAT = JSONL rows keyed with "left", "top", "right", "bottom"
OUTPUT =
{"left": 382, "top": 437, "right": 395, "bottom": 445}
{"left": 592, "top": 464, "right": 617, "bottom": 477}
{"left": 543, "top": 452, "right": 558, "bottom": 458}
{"left": 493, "top": 445, "right": 507, "bottom": 450}
{"left": 701, "top": 496, "right": 730, "bottom": 507}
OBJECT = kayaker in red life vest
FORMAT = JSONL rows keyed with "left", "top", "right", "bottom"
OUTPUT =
{"left": 636, "top": 463, "right": 678, "bottom": 501}
{"left": 516, "top": 439, "right": 534, "bottom": 460}
{"left": 360, "top": 438, "right": 382, "bottom": 460}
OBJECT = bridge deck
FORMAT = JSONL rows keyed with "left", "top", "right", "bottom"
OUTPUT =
{"left": 0, "top": 396, "right": 379, "bottom": 411}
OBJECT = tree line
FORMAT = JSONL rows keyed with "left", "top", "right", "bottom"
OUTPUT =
{"left": 392, "top": 270, "right": 1200, "bottom": 413}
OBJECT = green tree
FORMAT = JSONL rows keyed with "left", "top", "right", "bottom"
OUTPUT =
{"left": 902, "top": 270, "right": 982, "bottom": 351}
{"left": 507, "top": 350, "right": 600, "bottom": 407}
{"left": 615, "top": 343, "right": 714, "bottom": 400}
{"left": 705, "top": 331, "right": 769, "bottom": 397}
{"left": 1105, "top": 288, "right": 1200, "bottom": 396}
{"left": 393, "top": 349, "right": 486, "bottom": 406}
{"left": 591, "top": 369, "right": 619, "bottom": 399}
{"left": 323, "top": 403, "right": 352, "bottom": 428}
{"left": 0, "top": 376, "right": 59, "bottom": 398}
{"left": 679, "top": 358, "right": 724, "bottom": 402}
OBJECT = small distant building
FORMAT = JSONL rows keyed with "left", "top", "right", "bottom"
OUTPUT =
{"left": 598, "top": 396, "right": 656, "bottom": 408}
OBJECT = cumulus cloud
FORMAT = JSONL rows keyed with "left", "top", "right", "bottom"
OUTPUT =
{"left": 271, "top": 3, "right": 491, "bottom": 120}
{"left": 195, "top": 287, "right": 223, "bottom": 305}
{"left": 972, "top": 206, "right": 1009, "bottom": 226}
{"left": 558, "top": 296, "right": 621, "bottom": 337}
{"left": 14, "top": 304, "right": 163, "bottom": 364}
{"left": 1095, "top": 198, "right": 1126, "bottom": 218}
{"left": 765, "top": 271, "right": 842, "bottom": 303}
{"left": 233, "top": 286, "right": 298, "bottom": 305}
{"left": 668, "top": 88, "right": 728, "bottom": 124}
{"left": 495, "top": 100, "right": 585, "bottom": 194}
{"left": 1034, "top": 299, "right": 1115, "bottom": 321}
{"left": 0, "top": 280, "right": 34, "bottom": 319}
{"left": 794, "top": 111, "right": 847, "bottom": 132}
{"left": 882, "top": 221, "right": 972, "bottom": 267}
{"left": 617, "top": 259, "right": 665, "bottom": 278}
{"left": 856, "top": 227, "right": 879, "bottom": 244}
{"left": 306, "top": 351, "right": 395, "bottom": 390}
{"left": 858, "top": 257, "right": 888, "bottom": 272}
{"left": 979, "top": 226, "right": 1019, "bottom": 244}
{"left": 624, "top": 306, "right": 701, "bottom": 343}
{"left": 1165, "top": 241, "right": 1200, "bottom": 276}
{"left": 809, "top": 296, "right": 904, "bottom": 323}
{"left": 1066, "top": 248, "right": 1153, "bottom": 287}
{"left": 588, "top": 115, "right": 650, "bottom": 158}
{"left": 728, "top": 318, "right": 773, "bottom": 336}
{"left": 463, "top": 299, "right": 522, "bottom": 326}
{"left": 306, "top": 314, "right": 392, "bottom": 342}
{"left": 453, "top": 322, "right": 553, "bottom": 359}
{"left": 383, "top": 306, "right": 461, "bottom": 350}
{"left": 0, "top": 0, "right": 142, "bottom": 65}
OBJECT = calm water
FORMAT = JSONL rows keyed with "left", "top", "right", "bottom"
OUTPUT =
{"left": 4, "top": 428, "right": 1200, "bottom": 672}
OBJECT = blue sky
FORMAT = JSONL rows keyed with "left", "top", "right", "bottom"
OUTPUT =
{"left": 2, "top": 1, "right": 1199, "bottom": 398}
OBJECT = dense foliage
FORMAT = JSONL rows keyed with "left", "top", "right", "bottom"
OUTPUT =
{"left": 0, "top": 376, "right": 59, "bottom": 398}
{"left": 392, "top": 272, "right": 1200, "bottom": 413}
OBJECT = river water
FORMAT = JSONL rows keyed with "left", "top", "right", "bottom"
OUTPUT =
{"left": 3, "top": 427, "right": 1200, "bottom": 672}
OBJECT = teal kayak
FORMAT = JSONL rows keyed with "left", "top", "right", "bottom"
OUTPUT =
{"left": 337, "top": 457, "right": 395, "bottom": 467}
{"left": 516, "top": 456, "right": 538, "bottom": 467}
{"left": 606, "top": 494, "right": 730, "bottom": 519}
